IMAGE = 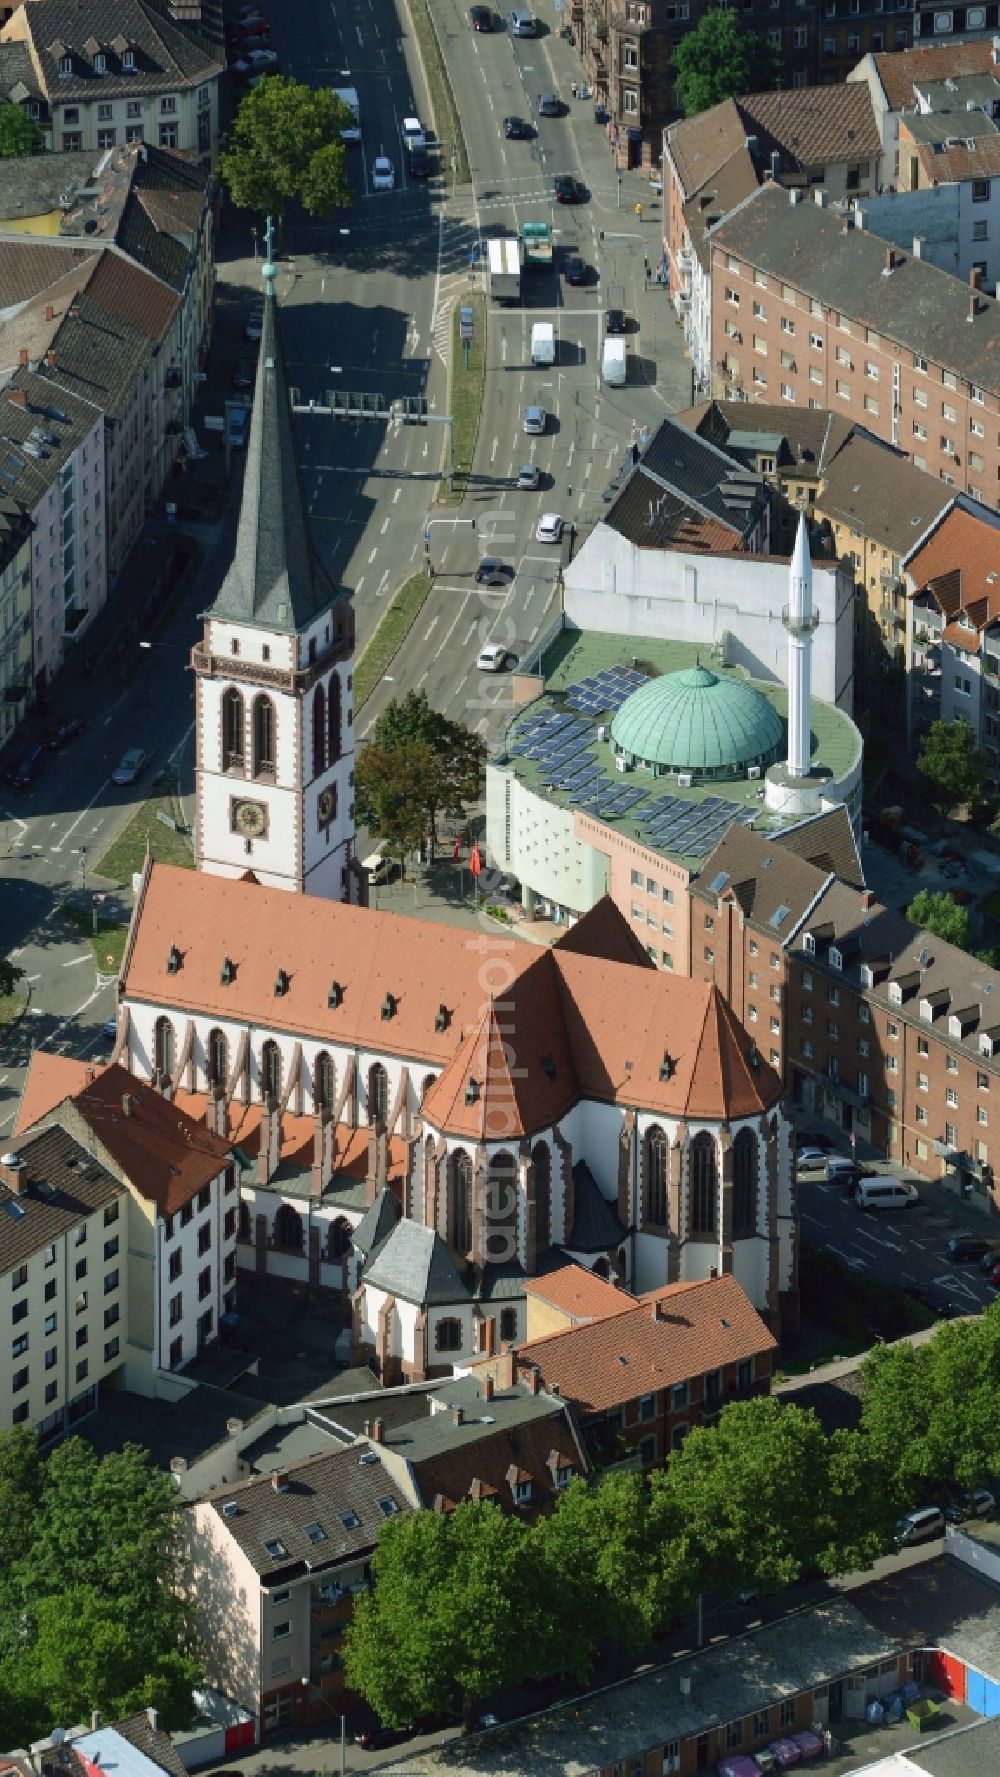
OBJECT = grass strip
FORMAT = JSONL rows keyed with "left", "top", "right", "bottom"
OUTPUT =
{"left": 94, "top": 769, "right": 195, "bottom": 887}
{"left": 354, "top": 572, "right": 433, "bottom": 710}
{"left": 408, "top": 0, "right": 469, "bottom": 184}
{"left": 0, "top": 993, "right": 27, "bottom": 1027}
{"left": 58, "top": 903, "right": 130, "bottom": 974}
{"left": 441, "top": 291, "right": 486, "bottom": 506}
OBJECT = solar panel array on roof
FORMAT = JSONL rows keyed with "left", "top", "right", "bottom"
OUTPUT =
{"left": 639, "top": 791, "right": 753, "bottom": 858}
{"left": 564, "top": 667, "right": 648, "bottom": 714}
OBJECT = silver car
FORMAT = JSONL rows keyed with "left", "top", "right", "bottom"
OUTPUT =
{"left": 522, "top": 404, "right": 546, "bottom": 435}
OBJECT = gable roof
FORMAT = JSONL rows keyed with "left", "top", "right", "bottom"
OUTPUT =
{"left": 690, "top": 824, "right": 831, "bottom": 931}
{"left": 0, "top": 1124, "right": 124, "bottom": 1272}
{"left": 12, "top": 0, "right": 222, "bottom": 101}
{"left": 207, "top": 273, "right": 336, "bottom": 633}
{"left": 712, "top": 182, "right": 1000, "bottom": 392}
{"left": 524, "top": 1262, "right": 632, "bottom": 1323}
{"left": 352, "top": 1186, "right": 402, "bottom": 1258}
{"left": 516, "top": 1273, "right": 775, "bottom": 1413}
{"left": 734, "top": 84, "right": 880, "bottom": 171}
{"left": 552, "top": 895, "right": 658, "bottom": 969}
{"left": 869, "top": 41, "right": 999, "bottom": 113}
{"left": 817, "top": 430, "right": 954, "bottom": 555}
{"left": 678, "top": 398, "right": 855, "bottom": 477}
{"left": 363, "top": 1220, "right": 471, "bottom": 1307}
{"left": 14, "top": 1052, "right": 93, "bottom": 1135}
{"left": 905, "top": 501, "right": 1000, "bottom": 630}
{"left": 420, "top": 959, "right": 580, "bottom": 1140}
{"left": 771, "top": 805, "right": 864, "bottom": 890}
{"left": 380, "top": 1375, "right": 589, "bottom": 1514}
{"left": 203, "top": 1443, "right": 412, "bottom": 1579}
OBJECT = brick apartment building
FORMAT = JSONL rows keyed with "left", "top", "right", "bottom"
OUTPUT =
{"left": 709, "top": 180, "right": 1000, "bottom": 507}
{"left": 688, "top": 822, "right": 1000, "bottom": 1206}
{"left": 499, "top": 1273, "right": 777, "bottom": 1472}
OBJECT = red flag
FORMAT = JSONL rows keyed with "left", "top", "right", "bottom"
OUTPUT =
{"left": 470, "top": 843, "right": 483, "bottom": 878}
{"left": 453, "top": 834, "right": 461, "bottom": 862}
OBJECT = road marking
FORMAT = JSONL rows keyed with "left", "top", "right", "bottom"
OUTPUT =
{"left": 377, "top": 570, "right": 390, "bottom": 596}
{"left": 380, "top": 516, "right": 390, "bottom": 535}
{"left": 25, "top": 974, "right": 40, "bottom": 983}
{"left": 368, "top": 548, "right": 378, "bottom": 563}
{"left": 393, "top": 487, "right": 401, "bottom": 503}
{"left": 62, "top": 955, "right": 90, "bottom": 968}
{"left": 52, "top": 773, "right": 115, "bottom": 854}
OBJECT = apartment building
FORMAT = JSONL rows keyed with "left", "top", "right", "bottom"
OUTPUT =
{"left": 0, "top": 0, "right": 223, "bottom": 163}
{"left": 665, "top": 85, "right": 880, "bottom": 391}
{"left": 904, "top": 495, "right": 1000, "bottom": 762}
{"left": 688, "top": 820, "right": 1000, "bottom": 1205}
{"left": 16, "top": 1059, "right": 238, "bottom": 1375}
{"left": 818, "top": 0, "right": 911, "bottom": 84}
{"left": 848, "top": 37, "right": 1000, "bottom": 187}
{"left": 709, "top": 180, "right": 1000, "bottom": 505}
{"left": 0, "top": 368, "right": 105, "bottom": 694}
{"left": 0, "top": 496, "right": 33, "bottom": 748}
{"left": 0, "top": 1131, "right": 127, "bottom": 1441}
{"left": 508, "top": 1274, "right": 776, "bottom": 1472}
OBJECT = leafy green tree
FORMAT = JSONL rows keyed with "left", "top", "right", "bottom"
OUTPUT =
{"left": 31, "top": 1588, "right": 199, "bottom": 1729}
{"left": 815, "top": 1428, "right": 896, "bottom": 1575}
{"left": 221, "top": 77, "right": 351, "bottom": 222}
{"left": 859, "top": 1305, "right": 1000, "bottom": 1503}
{"left": 655, "top": 1397, "right": 835, "bottom": 1599}
{"left": 345, "top": 1502, "right": 540, "bottom": 1729}
{"left": 671, "top": 9, "right": 782, "bottom": 117}
{"left": 917, "top": 717, "right": 986, "bottom": 815}
{"left": 0, "top": 105, "right": 41, "bottom": 157}
{"left": 906, "top": 889, "right": 971, "bottom": 952}
{"left": 356, "top": 739, "right": 433, "bottom": 874}
{"left": 360, "top": 692, "right": 486, "bottom": 859}
{"left": 0, "top": 955, "right": 25, "bottom": 999}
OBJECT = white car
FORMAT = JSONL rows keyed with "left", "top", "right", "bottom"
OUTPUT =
{"left": 536, "top": 513, "right": 564, "bottom": 544}
{"left": 372, "top": 156, "right": 395, "bottom": 191}
{"left": 477, "top": 642, "right": 508, "bottom": 672}
{"left": 402, "top": 115, "right": 424, "bottom": 143}
{"left": 795, "top": 1144, "right": 828, "bottom": 1170}
{"left": 232, "top": 47, "right": 277, "bottom": 69}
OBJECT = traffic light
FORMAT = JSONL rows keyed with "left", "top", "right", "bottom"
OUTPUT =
{"left": 402, "top": 395, "right": 428, "bottom": 425}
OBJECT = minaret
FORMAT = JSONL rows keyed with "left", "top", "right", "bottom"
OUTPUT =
{"left": 784, "top": 514, "right": 815, "bottom": 780}
{"left": 192, "top": 219, "right": 358, "bottom": 899}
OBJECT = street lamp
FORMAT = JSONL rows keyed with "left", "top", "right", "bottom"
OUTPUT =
{"left": 77, "top": 846, "right": 87, "bottom": 893}
{"left": 299, "top": 1677, "right": 346, "bottom": 1774}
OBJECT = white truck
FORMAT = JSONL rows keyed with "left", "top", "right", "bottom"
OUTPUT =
{"left": 531, "top": 320, "right": 555, "bottom": 365}
{"left": 333, "top": 86, "right": 361, "bottom": 143}
{"left": 487, "top": 237, "right": 521, "bottom": 304}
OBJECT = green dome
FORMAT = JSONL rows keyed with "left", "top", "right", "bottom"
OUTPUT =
{"left": 610, "top": 665, "right": 784, "bottom": 779}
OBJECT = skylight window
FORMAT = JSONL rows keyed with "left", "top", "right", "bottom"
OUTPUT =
{"left": 263, "top": 1537, "right": 288, "bottom": 1559}
{"left": 3, "top": 1200, "right": 27, "bottom": 1221}
{"left": 339, "top": 1509, "right": 361, "bottom": 1531}
{"left": 304, "top": 1520, "right": 327, "bottom": 1544}
{"left": 770, "top": 904, "right": 790, "bottom": 929}
{"left": 709, "top": 870, "right": 730, "bottom": 894}
{"left": 377, "top": 1496, "right": 400, "bottom": 1518}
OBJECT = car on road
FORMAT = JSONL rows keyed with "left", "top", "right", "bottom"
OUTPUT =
{"left": 795, "top": 1144, "right": 829, "bottom": 1170}
{"left": 945, "top": 1487, "right": 996, "bottom": 1524}
{"left": 554, "top": 174, "right": 584, "bottom": 203}
{"left": 515, "top": 463, "right": 540, "bottom": 489}
{"left": 826, "top": 1152, "right": 861, "bottom": 1180}
{"left": 522, "top": 404, "right": 546, "bottom": 435}
{"left": 231, "top": 357, "right": 255, "bottom": 390}
{"left": 606, "top": 302, "right": 626, "bottom": 334}
{"left": 470, "top": 4, "right": 493, "bottom": 25}
{"left": 986, "top": 1256, "right": 1000, "bottom": 1288}
{"left": 111, "top": 746, "right": 148, "bottom": 786}
{"left": 477, "top": 641, "right": 509, "bottom": 671}
{"left": 854, "top": 1176, "right": 920, "bottom": 1211}
{"left": 903, "top": 1280, "right": 957, "bottom": 1319}
{"left": 504, "top": 115, "right": 527, "bottom": 138}
{"left": 228, "top": 404, "right": 250, "bottom": 448}
{"left": 536, "top": 513, "right": 564, "bottom": 544}
{"left": 6, "top": 742, "right": 45, "bottom": 789}
{"left": 948, "top": 1233, "right": 1000, "bottom": 1263}
{"left": 407, "top": 141, "right": 430, "bottom": 178}
{"left": 475, "top": 557, "right": 508, "bottom": 587}
{"left": 402, "top": 116, "right": 425, "bottom": 145}
{"left": 44, "top": 715, "right": 85, "bottom": 751}
{"left": 509, "top": 9, "right": 537, "bottom": 33}
{"left": 536, "top": 92, "right": 560, "bottom": 117}
{"left": 895, "top": 1505, "right": 945, "bottom": 1547}
{"left": 372, "top": 156, "right": 395, "bottom": 190}
{"left": 102, "top": 1017, "right": 118, "bottom": 1041}
{"left": 232, "top": 47, "right": 277, "bottom": 70}
{"left": 245, "top": 305, "right": 264, "bottom": 341}
{"left": 563, "top": 253, "right": 587, "bottom": 284}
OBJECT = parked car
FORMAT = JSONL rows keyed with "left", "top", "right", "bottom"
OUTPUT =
{"left": 371, "top": 156, "right": 395, "bottom": 190}
{"left": 553, "top": 173, "right": 584, "bottom": 203}
{"left": 536, "top": 513, "right": 564, "bottom": 544}
{"left": 232, "top": 47, "right": 277, "bottom": 70}
{"left": 945, "top": 1486, "right": 996, "bottom": 1524}
{"left": 895, "top": 1505, "right": 945, "bottom": 1546}
{"left": 522, "top": 404, "right": 546, "bottom": 435}
{"left": 477, "top": 642, "right": 509, "bottom": 672}
{"left": 948, "top": 1233, "right": 1000, "bottom": 1262}
{"left": 407, "top": 141, "right": 430, "bottom": 178}
{"left": 245, "top": 305, "right": 264, "bottom": 341}
{"left": 44, "top": 714, "right": 85, "bottom": 751}
{"left": 795, "top": 1145, "right": 828, "bottom": 1170}
{"left": 231, "top": 357, "right": 255, "bottom": 390}
{"left": 855, "top": 1176, "right": 920, "bottom": 1211}
{"left": 6, "top": 742, "right": 45, "bottom": 789}
{"left": 228, "top": 404, "right": 250, "bottom": 448}
{"left": 111, "top": 746, "right": 148, "bottom": 786}
{"left": 606, "top": 302, "right": 625, "bottom": 334}
{"left": 826, "top": 1152, "right": 860, "bottom": 1180}
{"left": 903, "top": 1280, "right": 957, "bottom": 1318}
{"left": 768, "top": 1741, "right": 804, "bottom": 1771}
{"left": 986, "top": 1257, "right": 1000, "bottom": 1288}
{"left": 536, "top": 92, "right": 560, "bottom": 117}
{"left": 475, "top": 557, "right": 508, "bottom": 586}
{"left": 469, "top": 4, "right": 493, "bottom": 25}
{"left": 563, "top": 253, "right": 587, "bottom": 285}
{"left": 504, "top": 115, "right": 526, "bottom": 138}
{"left": 515, "top": 463, "right": 540, "bottom": 490}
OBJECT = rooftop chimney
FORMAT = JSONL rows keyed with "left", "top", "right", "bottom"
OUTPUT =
{"left": 528, "top": 1367, "right": 541, "bottom": 1395}
{"left": 971, "top": 265, "right": 984, "bottom": 291}
{"left": 0, "top": 1154, "right": 27, "bottom": 1195}
{"left": 452, "top": 1405, "right": 464, "bottom": 1426}
{"left": 146, "top": 1708, "right": 159, "bottom": 1734}
{"left": 122, "top": 1093, "right": 134, "bottom": 1117}
{"left": 69, "top": 303, "right": 80, "bottom": 319}
{"left": 371, "top": 1416, "right": 385, "bottom": 1444}
{"left": 7, "top": 389, "right": 27, "bottom": 408}
{"left": 884, "top": 245, "right": 896, "bottom": 274}
{"left": 652, "top": 1298, "right": 665, "bottom": 1321}
{"left": 789, "top": 188, "right": 802, "bottom": 205}
{"left": 271, "top": 1470, "right": 288, "bottom": 1492}
{"left": 45, "top": 350, "right": 55, "bottom": 368}
{"left": 970, "top": 288, "right": 982, "bottom": 321}
{"left": 483, "top": 1374, "right": 494, "bottom": 1401}
{"left": 913, "top": 236, "right": 923, "bottom": 259}
{"left": 814, "top": 189, "right": 827, "bottom": 208}
{"left": 861, "top": 889, "right": 875, "bottom": 911}
{"left": 770, "top": 149, "right": 780, "bottom": 180}
{"left": 45, "top": 304, "right": 54, "bottom": 321}
{"left": 18, "top": 348, "right": 27, "bottom": 367}
{"left": 91, "top": 1714, "right": 102, "bottom": 1732}
{"left": 84, "top": 1065, "right": 96, "bottom": 1086}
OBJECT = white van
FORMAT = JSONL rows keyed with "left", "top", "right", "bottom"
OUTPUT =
{"left": 895, "top": 1506, "right": 945, "bottom": 1547}
{"left": 333, "top": 87, "right": 361, "bottom": 143}
{"left": 602, "top": 336, "right": 626, "bottom": 386}
{"left": 531, "top": 321, "right": 555, "bottom": 366}
{"left": 854, "top": 1176, "right": 919, "bottom": 1211}
{"left": 362, "top": 846, "right": 395, "bottom": 887}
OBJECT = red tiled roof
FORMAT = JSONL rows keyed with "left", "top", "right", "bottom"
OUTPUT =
{"left": 870, "top": 41, "right": 998, "bottom": 112}
{"left": 907, "top": 505, "right": 1000, "bottom": 632}
{"left": 517, "top": 1273, "right": 776, "bottom": 1413}
{"left": 523, "top": 1263, "right": 633, "bottom": 1323}
{"left": 171, "top": 1091, "right": 409, "bottom": 1181}
{"left": 942, "top": 622, "right": 981, "bottom": 654}
{"left": 14, "top": 1054, "right": 93, "bottom": 1134}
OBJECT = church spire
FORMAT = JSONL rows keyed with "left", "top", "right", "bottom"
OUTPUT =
{"left": 208, "top": 216, "right": 335, "bottom": 634}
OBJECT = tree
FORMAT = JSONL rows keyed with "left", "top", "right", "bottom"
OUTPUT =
{"left": 344, "top": 1503, "right": 541, "bottom": 1728}
{"left": 906, "top": 889, "right": 971, "bottom": 952}
{"left": 355, "top": 740, "right": 432, "bottom": 874}
{"left": 0, "top": 105, "right": 41, "bottom": 158}
{"left": 859, "top": 1305, "right": 1000, "bottom": 1503}
{"left": 360, "top": 692, "right": 486, "bottom": 860}
{"left": 0, "top": 1431, "right": 201, "bottom": 1743}
{"left": 654, "top": 1397, "right": 838, "bottom": 1600}
{"left": 671, "top": 9, "right": 782, "bottom": 117}
{"left": 0, "top": 955, "right": 24, "bottom": 999}
{"left": 917, "top": 717, "right": 986, "bottom": 815}
{"left": 221, "top": 77, "right": 351, "bottom": 222}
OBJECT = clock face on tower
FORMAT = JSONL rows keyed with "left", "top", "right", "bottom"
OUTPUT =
{"left": 231, "top": 798, "right": 267, "bottom": 838}
{"left": 317, "top": 787, "right": 336, "bottom": 828}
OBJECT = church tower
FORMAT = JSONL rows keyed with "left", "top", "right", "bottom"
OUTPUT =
{"left": 192, "top": 233, "right": 357, "bottom": 899}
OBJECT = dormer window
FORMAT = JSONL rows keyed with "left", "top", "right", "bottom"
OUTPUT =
{"left": 888, "top": 982, "right": 902, "bottom": 1006}
{"left": 514, "top": 1479, "right": 532, "bottom": 1505}
{"left": 829, "top": 947, "right": 842, "bottom": 972}
{"left": 555, "top": 1465, "right": 573, "bottom": 1489}
{"left": 122, "top": 49, "right": 137, "bottom": 71}
{"left": 59, "top": 55, "right": 73, "bottom": 76}
{"left": 860, "top": 964, "right": 873, "bottom": 989}
{"left": 95, "top": 52, "right": 107, "bottom": 73}
{"left": 803, "top": 932, "right": 816, "bottom": 956}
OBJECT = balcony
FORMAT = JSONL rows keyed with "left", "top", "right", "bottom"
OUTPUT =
{"left": 880, "top": 603, "right": 904, "bottom": 628}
